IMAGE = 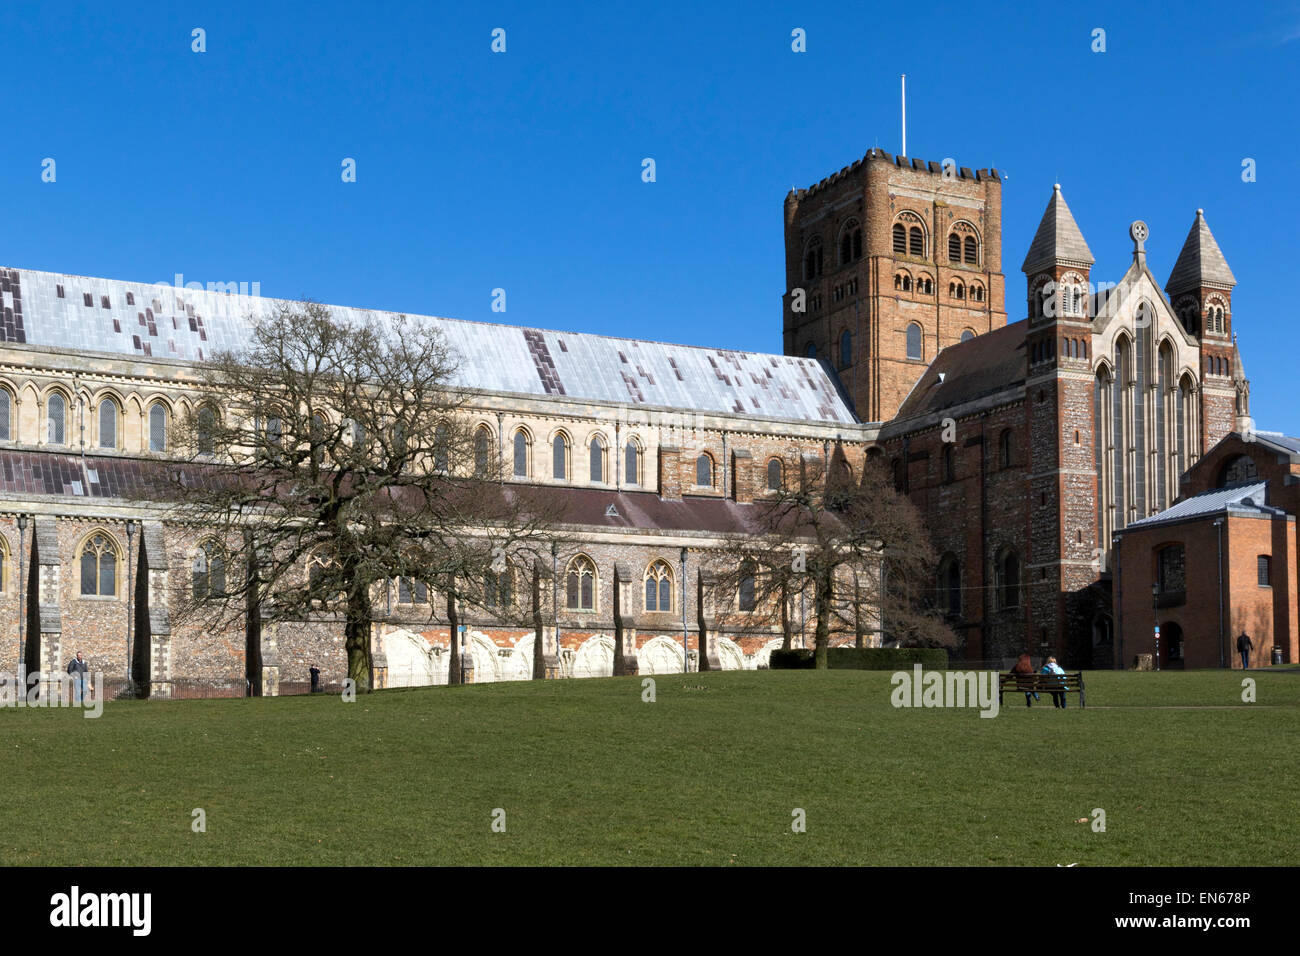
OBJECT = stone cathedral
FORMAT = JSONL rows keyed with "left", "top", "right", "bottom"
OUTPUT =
{"left": 0, "top": 143, "right": 1258, "bottom": 697}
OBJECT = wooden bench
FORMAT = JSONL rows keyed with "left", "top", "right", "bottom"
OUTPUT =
{"left": 998, "top": 671, "right": 1086, "bottom": 707}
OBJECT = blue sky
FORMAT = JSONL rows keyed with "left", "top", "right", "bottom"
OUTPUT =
{"left": 4, "top": 1, "right": 1299, "bottom": 429}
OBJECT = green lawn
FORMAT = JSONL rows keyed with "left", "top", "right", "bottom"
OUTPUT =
{"left": 3, "top": 669, "right": 1297, "bottom": 866}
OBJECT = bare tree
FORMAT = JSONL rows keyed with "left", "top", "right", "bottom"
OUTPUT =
{"left": 708, "top": 447, "right": 955, "bottom": 668}
{"left": 158, "top": 301, "right": 558, "bottom": 692}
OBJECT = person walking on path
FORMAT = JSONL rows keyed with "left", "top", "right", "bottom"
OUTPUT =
{"left": 66, "top": 651, "right": 89, "bottom": 704}
{"left": 1041, "top": 655, "right": 1067, "bottom": 708}
{"left": 1010, "top": 652, "right": 1039, "bottom": 707}
{"left": 1237, "top": 632, "right": 1254, "bottom": 669}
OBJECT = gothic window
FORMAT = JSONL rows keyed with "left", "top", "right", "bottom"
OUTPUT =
{"left": 840, "top": 330, "right": 852, "bottom": 368}
{"left": 397, "top": 576, "right": 429, "bottom": 604}
{"left": 937, "top": 554, "right": 961, "bottom": 617}
{"left": 964, "top": 235, "right": 978, "bottom": 264}
{"left": 589, "top": 434, "right": 607, "bottom": 483}
{"left": 625, "top": 439, "right": 641, "bottom": 486}
{"left": 433, "top": 424, "right": 449, "bottom": 471}
{"left": 767, "top": 458, "right": 783, "bottom": 491}
{"left": 906, "top": 323, "right": 922, "bottom": 360}
{"left": 943, "top": 445, "right": 955, "bottom": 482}
{"left": 738, "top": 560, "right": 757, "bottom": 612}
{"left": 474, "top": 426, "right": 492, "bottom": 477}
{"left": 513, "top": 428, "right": 530, "bottom": 477}
{"left": 0, "top": 390, "right": 10, "bottom": 442}
{"left": 485, "top": 565, "right": 513, "bottom": 608}
{"left": 192, "top": 541, "right": 227, "bottom": 601}
{"left": 1000, "top": 429, "right": 1013, "bottom": 468}
{"left": 47, "top": 392, "right": 66, "bottom": 445}
{"left": 948, "top": 233, "right": 962, "bottom": 262}
{"left": 553, "top": 432, "right": 569, "bottom": 480}
{"left": 892, "top": 223, "right": 907, "bottom": 254}
{"left": 98, "top": 399, "right": 118, "bottom": 449}
{"left": 149, "top": 402, "right": 168, "bottom": 452}
{"left": 995, "top": 549, "right": 1020, "bottom": 609}
{"left": 696, "top": 453, "right": 714, "bottom": 487}
{"left": 852, "top": 229, "right": 862, "bottom": 260}
{"left": 197, "top": 405, "right": 216, "bottom": 455}
{"left": 565, "top": 555, "right": 596, "bottom": 611}
{"left": 644, "top": 560, "right": 673, "bottom": 612}
{"left": 839, "top": 219, "right": 862, "bottom": 267}
{"left": 79, "top": 533, "right": 119, "bottom": 597}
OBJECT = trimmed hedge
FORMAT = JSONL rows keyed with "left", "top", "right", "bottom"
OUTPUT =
{"left": 769, "top": 647, "right": 948, "bottom": 670}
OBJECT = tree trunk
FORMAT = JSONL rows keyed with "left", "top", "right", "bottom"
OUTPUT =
{"left": 447, "top": 584, "right": 462, "bottom": 685}
{"left": 780, "top": 581, "right": 793, "bottom": 652}
{"left": 814, "top": 568, "right": 832, "bottom": 669}
{"left": 854, "top": 575, "right": 865, "bottom": 649}
{"left": 532, "top": 563, "right": 546, "bottom": 680}
{"left": 344, "top": 579, "right": 373, "bottom": 693}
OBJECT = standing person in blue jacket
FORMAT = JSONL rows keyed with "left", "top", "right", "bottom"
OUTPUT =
{"left": 1041, "top": 655, "right": 1067, "bottom": 708}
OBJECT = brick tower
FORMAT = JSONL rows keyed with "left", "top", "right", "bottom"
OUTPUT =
{"left": 782, "top": 149, "right": 1008, "bottom": 423}
{"left": 1021, "top": 184, "right": 1100, "bottom": 661}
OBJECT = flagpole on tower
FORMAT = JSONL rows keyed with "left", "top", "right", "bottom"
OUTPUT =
{"left": 900, "top": 73, "right": 907, "bottom": 156}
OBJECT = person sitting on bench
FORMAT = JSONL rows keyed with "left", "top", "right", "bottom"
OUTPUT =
{"left": 1010, "top": 653, "right": 1038, "bottom": 707}
{"left": 1041, "top": 655, "right": 1067, "bottom": 709}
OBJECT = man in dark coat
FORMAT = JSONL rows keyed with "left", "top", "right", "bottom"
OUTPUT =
{"left": 1237, "top": 632, "right": 1254, "bottom": 670}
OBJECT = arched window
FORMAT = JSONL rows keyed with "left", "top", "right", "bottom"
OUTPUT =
{"left": 908, "top": 226, "right": 924, "bottom": 257}
{"left": 433, "top": 424, "right": 449, "bottom": 471}
{"left": 552, "top": 433, "right": 569, "bottom": 480}
{"left": 892, "top": 223, "right": 907, "bottom": 254}
{"left": 996, "top": 550, "right": 1020, "bottom": 609}
{"left": 920, "top": 276, "right": 933, "bottom": 295}
{"left": 197, "top": 405, "right": 216, "bottom": 455}
{"left": 644, "top": 560, "right": 673, "bottom": 612}
{"left": 937, "top": 554, "right": 961, "bottom": 617}
{"left": 485, "top": 564, "right": 513, "bottom": 608}
{"left": 960, "top": 329, "right": 975, "bottom": 343}
{"left": 0, "top": 390, "right": 10, "bottom": 442}
{"left": 1000, "top": 429, "right": 1013, "bottom": 468}
{"left": 964, "top": 235, "right": 978, "bottom": 264}
{"left": 149, "top": 402, "right": 168, "bottom": 452}
{"left": 892, "top": 458, "right": 906, "bottom": 492}
{"left": 954, "top": 283, "right": 965, "bottom": 300}
{"left": 47, "top": 392, "right": 66, "bottom": 445}
{"left": 839, "top": 330, "right": 852, "bottom": 368}
{"left": 192, "top": 541, "right": 227, "bottom": 601}
{"left": 902, "top": 275, "right": 912, "bottom": 292}
{"left": 397, "top": 576, "right": 429, "bottom": 604}
{"left": 905, "top": 323, "right": 922, "bottom": 360}
{"left": 767, "top": 458, "right": 783, "bottom": 491}
{"left": 79, "top": 532, "right": 119, "bottom": 597}
{"left": 696, "top": 453, "right": 713, "bottom": 487}
{"left": 943, "top": 445, "right": 956, "bottom": 482}
{"left": 589, "top": 435, "right": 606, "bottom": 483}
{"left": 625, "top": 439, "right": 641, "bottom": 486}
{"left": 473, "top": 426, "right": 492, "bottom": 477}
{"left": 98, "top": 399, "right": 118, "bottom": 449}
{"left": 805, "top": 342, "right": 817, "bottom": 358}
{"left": 948, "top": 233, "right": 961, "bottom": 262}
{"left": 803, "top": 236, "right": 823, "bottom": 280}
{"left": 738, "top": 561, "right": 756, "bottom": 612}
{"left": 513, "top": 429, "right": 529, "bottom": 477}
{"left": 565, "top": 555, "right": 596, "bottom": 610}
{"left": 894, "top": 274, "right": 902, "bottom": 290}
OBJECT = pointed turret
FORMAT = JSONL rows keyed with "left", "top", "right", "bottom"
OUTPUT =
{"left": 1166, "top": 209, "right": 1236, "bottom": 296}
{"left": 1021, "top": 184, "right": 1094, "bottom": 275}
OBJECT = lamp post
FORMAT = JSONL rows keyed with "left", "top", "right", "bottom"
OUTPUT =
{"left": 1151, "top": 581, "right": 1160, "bottom": 671}
{"left": 17, "top": 513, "right": 28, "bottom": 677}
